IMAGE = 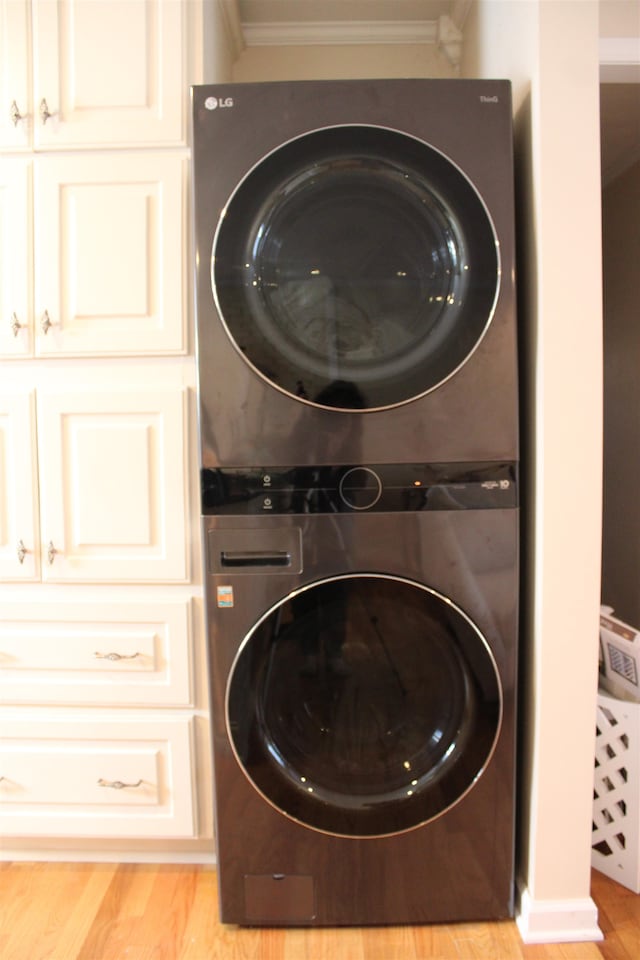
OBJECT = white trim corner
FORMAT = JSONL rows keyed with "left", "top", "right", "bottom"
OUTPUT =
{"left": 516, "top": 885, "right": 603, "bottom": 945}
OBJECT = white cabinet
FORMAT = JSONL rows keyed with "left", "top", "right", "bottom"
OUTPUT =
{"left": 0, "top": 0, "right": 30, "bottom": 152}
{"left": 0, "top": 0, "right": 185, "bottom": 150}
{"left": 0, "top": 712, "right": 196, "bottom": 837}
{"left": 0, "top": 1, "right": 208, "bottom": 851}
{"left": 0, "top": 595, "right": 205, "bottom": 841}
{"left": 0, "top": 385, "right": 189, "bottom": 583}
{"left": 0, "top": 600, "right": 193, "bottom": 707}
{"left": 0, "top": 391, "right": 40, "bottom": 580}
{"left": 0, "top": 158, "right": 31, "bottom": 356}
{"left": 0, "top": 153, "right": 187, "bottom": 359}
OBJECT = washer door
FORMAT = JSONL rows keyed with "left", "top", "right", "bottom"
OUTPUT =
{"left": 227, "top": 574, "right": 502, "bottom": 838}
{"left": 212, "top": 126, "right": 499, "bottom": 411}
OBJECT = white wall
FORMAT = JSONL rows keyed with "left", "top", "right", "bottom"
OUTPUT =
{"left": 232, "top": 41, "right": 454, "bottom": 81}
{"left": 463, "top": 0, "right": 603, "bottom": 940}
{"left": 600, "top": 0, "right": 640, "bottom": 36}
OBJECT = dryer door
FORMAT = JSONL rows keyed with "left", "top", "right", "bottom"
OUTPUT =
{"left": 212, "top": 126, "right": 499, "bottom": 412}
{"left": 227, "top": 574, "right": 502, "bottom": 838}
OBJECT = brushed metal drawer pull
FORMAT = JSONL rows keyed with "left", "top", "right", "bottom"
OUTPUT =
{"left": 39, "top": 98, "right": 52, "bottom": 124}
{"left": 10, "top": 312, "right": 25, "bottom": 337}
{"left": 10, "top": 100, "right": 26, "bottom": 126}
{"left": 98, "top": 778, "right": 143, "bottom": 790}
{"left": 41, "top": 310, "right": 53, "bottom": 334}
{"left": 94, "top": 651, "right": 141, "bottom": 661}
{"left": 17, "top": 540, "right": 27, "bottom": 564}
{"left": 47, "top": 541, "right": 57, "bottom": 564}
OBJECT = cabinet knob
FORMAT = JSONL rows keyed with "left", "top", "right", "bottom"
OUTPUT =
{"left": 17, "top": 540, "right": 27, "bottom": 564}
{"left": 94, "top": 651, "right": 141, "bottom": 662}
{"left": 97, "top": 778, "right": 143, "bottom": 790}
{"left": 10, "top": 313, "right": 25, "bottom": 337}
{"left": 39, "top": 98, "right": 53, "bottom": 125}
{"left": 41, "top": 311, "right": 53, "bottom": 334}
{"left": 10, "top": 100, "right": 26, "bottom": 126}
{"left": 47, "top": 541, "right": 57, "bottom": 565}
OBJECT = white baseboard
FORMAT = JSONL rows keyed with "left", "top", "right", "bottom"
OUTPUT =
{"left": 1, "top": 849, "right": 216, "bottom": 865}
{"left": 516, "top": 885, "right": 603, "bottom": 944}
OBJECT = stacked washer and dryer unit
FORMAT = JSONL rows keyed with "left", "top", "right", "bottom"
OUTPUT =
{"left": 192, "top": 79, "right": 519, "bottom": 927}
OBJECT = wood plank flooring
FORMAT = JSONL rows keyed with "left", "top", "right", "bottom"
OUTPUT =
{"left": 0, "top": 862, "right": 637, "bottom": 960}
{"left": 591, "top": 869, "right": 639, "bottom": 960}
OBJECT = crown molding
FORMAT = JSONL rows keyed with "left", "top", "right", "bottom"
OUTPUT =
{"left": 242, "top": 19, "right": 439, "bottom": 47}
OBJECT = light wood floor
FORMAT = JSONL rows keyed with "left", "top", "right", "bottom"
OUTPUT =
{"left": 0, "top": 862, "right": 637, "bottom": 960}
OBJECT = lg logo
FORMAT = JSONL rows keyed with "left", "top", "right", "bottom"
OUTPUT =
{"left": 205, "top": 96, "right": 234, "bottom": 111}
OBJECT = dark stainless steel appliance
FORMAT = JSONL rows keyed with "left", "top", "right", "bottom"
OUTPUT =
{"left": 192, "top": 79, "right": 519, "bottom": 926}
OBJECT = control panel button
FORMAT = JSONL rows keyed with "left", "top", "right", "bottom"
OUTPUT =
{"left": 339, "top": 467, "right": 382, "bottom": 510}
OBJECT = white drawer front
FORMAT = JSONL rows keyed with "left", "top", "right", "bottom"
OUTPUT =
{"left": 0, "top": 601, "right": 192, "bottom": 705}
{"left": 0, "top": 714, "right": 196, "bottom": 838}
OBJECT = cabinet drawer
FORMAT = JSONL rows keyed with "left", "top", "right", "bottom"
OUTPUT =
{"left": 0, "top": 601, "right": 193, "bottom": 706}
{"left": 0, "top": 714, "right": 196, "bottom": 838}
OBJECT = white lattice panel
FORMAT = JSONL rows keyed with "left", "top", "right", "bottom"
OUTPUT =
{"left": 592, "top": 691, "right": 640, "bottom": 892}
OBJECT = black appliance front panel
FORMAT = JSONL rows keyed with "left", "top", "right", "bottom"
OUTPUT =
{"left": 227, "top": 573, "right": 502, "bottom": 838}
{"left": 204, "top": 507, "right": 519, "bottom": 925}
{"left": 192, "top": 79, "right": 518, "bottom": 468}
{"left": 201, "top": 461, "right": 518, "bottom": 515}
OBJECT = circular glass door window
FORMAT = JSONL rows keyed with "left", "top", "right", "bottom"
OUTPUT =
{"left": 213, "top": 126, "right": 499, "bottom": 411}
{"left": 227, "top": 575, "right": 502, "bottom": 838}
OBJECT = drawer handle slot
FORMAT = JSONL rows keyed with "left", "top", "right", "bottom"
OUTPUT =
{"left": 220, "top": 550, "right": 291, "bottom": 568}
{"left": 98, "top": 778, "right": 143, "bottom": 790}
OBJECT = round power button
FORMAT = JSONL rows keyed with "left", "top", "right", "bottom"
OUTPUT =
{"left": 339, "top": 467, "right": 382, "bottom": 511}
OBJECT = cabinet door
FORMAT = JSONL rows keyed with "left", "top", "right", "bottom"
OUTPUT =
{"left": 33, "top": 0, "right": 184, "bottom": 148}
{"left": 34, "top": 154, "right": 186, "bottom": 357}
{"left": 0, "top": 391, "right": 40, "bottom": 581}
{"left": 36, "top": 386, "right": 189, "bottom": 583}
{"left": 0, "top": 0, "right": 31, "bottom": 150}
{"left": 0, "top": 158, "right": 32, "bottom": 357}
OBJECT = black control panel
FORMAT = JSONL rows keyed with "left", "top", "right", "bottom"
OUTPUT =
{"left": 201, "top": 462, "right": 518, "bottom": 515}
